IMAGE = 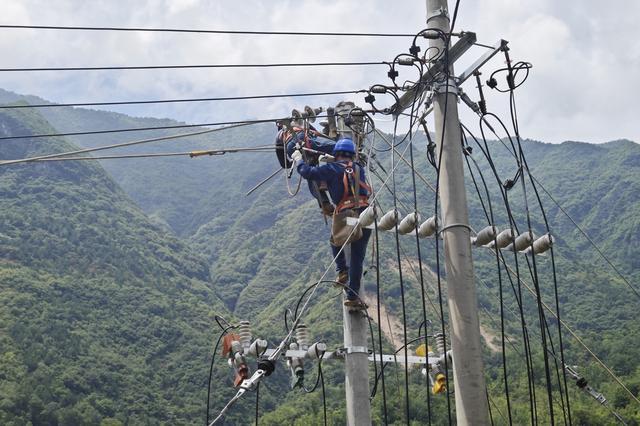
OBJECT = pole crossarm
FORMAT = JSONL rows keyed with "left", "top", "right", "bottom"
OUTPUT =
{"left": 261, "top": 348, "right": 441, "bottom": 366}
{"left": 391, "top": 31, "right": 476, "bottom": 116}
{"left": 456, "top": 39, "right": 508, "bottom": 84}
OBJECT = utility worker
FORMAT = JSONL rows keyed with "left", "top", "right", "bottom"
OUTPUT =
{"left": 275, "top": 124, "right": 336, "bottom": 215}
{"left": 292, "top": 137, "right": 371, "bottom": 309}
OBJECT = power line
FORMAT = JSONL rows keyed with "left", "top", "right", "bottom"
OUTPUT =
{"left": 0, "top": 90, "right": 361, "bottom": 109}
{"left": 0, "top": 61, "right": 386, "bottom": 73}
{"left": 477, "top": 116, "right": 640, "bottom": 301}
{"left": 497, "top": 250, "right": 640, "bottom": 407}
{"left": 0, "top": 117, "right": 279, "bottom": 141}
{"left": 34, "top": 146, "right": 275, "bottom": 162}
{"left": 0, "top": 122, "right": 258, "bottom": 166}
{"left": 0, "top": 112, "right": 394, "bottom": 141}
{"left": 0, "top": 24, "right": 416, "bottom": 37}
{"left": 209, "top": 139, "right": 417, "bottom": 424}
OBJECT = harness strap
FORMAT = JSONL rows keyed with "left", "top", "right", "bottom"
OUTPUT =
{"left": 336, "top": 161, "right": 370, "bottom": 213}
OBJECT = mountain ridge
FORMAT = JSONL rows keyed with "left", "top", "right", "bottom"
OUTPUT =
{"left": 1, "top": 88, "right": 639, "bottom": 424}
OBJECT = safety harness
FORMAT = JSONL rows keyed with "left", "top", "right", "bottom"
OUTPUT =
{"left": 335, "top": 161, "right": 371, "bottom": 213}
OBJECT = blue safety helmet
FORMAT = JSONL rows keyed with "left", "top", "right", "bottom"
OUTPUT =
{"left": 333, "top": 137, "right": 356, "bottom": 156}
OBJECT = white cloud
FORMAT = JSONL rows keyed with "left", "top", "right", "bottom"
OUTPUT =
{"left": 0, "top": 0, "right": 638, "bottom": 143}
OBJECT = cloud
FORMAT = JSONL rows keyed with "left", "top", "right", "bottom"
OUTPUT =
{"left": 0, "top": 0, "right": 638, "bottom": 143}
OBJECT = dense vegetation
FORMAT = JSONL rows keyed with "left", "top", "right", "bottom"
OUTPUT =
{"left": 0, "top": 88, "right": 638, "bottom": 424}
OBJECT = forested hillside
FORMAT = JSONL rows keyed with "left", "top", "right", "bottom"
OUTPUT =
{"left": 0, "top": 88, "right": 638, "bottom": 425}
{"left": 0, "top": 106, "right": 232, "bottom": 424}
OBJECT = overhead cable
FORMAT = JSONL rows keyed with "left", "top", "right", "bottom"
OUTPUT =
{"left": 0, "top": 24, "right": 417, "bottom": 37}
{"left": 0, "top": 122, "right": 256, "bottom": 166}
{"left": 0, "top": 112, "right": 391, "bottom": 141}
{"left": 33, "top": 146, "right": 275, "bottom": 162}
{"left": 210, "top": 127, "right": 419, "bottom": 425}
{"left": 0, "top": 117, "right": 284, "bottom": 141}
{"left": 0, "top": 90, "right": 361, "bottom": 109}
{"left": 0, "top": 61, "right": 387, "bottom": 73}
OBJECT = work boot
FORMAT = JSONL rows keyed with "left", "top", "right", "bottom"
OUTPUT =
{"left": 334, "top": 270, "right": 349, "bottom": 288}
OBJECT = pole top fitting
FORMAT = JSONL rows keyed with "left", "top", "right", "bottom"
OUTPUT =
{"left": 432, "top": 77, "right": 459, "bottom": 96}
{"left": 427, "top": 6, "right": 450, "bottom": 24}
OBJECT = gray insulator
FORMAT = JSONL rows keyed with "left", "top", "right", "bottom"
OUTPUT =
{"left": 533, "top": 234, "right": 554, "bottom": 254}
{"left": 378, "top": 209, "right": 398, "bottom": 231}
{"left": 291, "top": 109, "right": 303, "bottom": 127}
{"left": 493, "top": 228, "right": 515, "bottom": 249}
{"left": 306, "top": 342, "right": 327, "bottom": 359}
{"left": 237, "top": 320, "right": 252, "bottom": 348}
{"left": 513, "top": 231, "right": 534, "bottom": 252}
{"left": 335, "top": 101, "right": 357, "bottom": 136}
{"left": 473, "top": 225, "right": 497, "bottom": 247}
{"left": 304, "top": 105, "right": 316, "bottom": 123}
{"left": 434, "top": 333, "right": 446, "bottom": 356}
{"left": 418, "top": 216, "right": 438, "bottom": 238}
{"left": 358, "top": 206, "right": 376, "bottom": 227}
{"left": 296, "top": 323, "right": 310, "bottom": 350}
{"left": 248, "top": 339, "right": 268, "bottom": 357}
{"left": 398, "top": 212, "right": 420, "bottom": 235}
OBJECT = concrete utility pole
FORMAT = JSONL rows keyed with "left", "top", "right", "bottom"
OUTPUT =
{"left": 335, "top": 102, "right": 371, "bottom": 426}
{"left": 426, "top": 0, "right": 490, "bottom": 424}
{"left": 342, "top": 299, "right": 371, "bottom": 426}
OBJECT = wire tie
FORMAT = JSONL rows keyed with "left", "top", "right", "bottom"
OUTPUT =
{"left": 438, "top": 222, "right": 472, "bottom": 235}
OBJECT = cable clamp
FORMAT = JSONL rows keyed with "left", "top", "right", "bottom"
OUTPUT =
{"left": 346, "top": 346, "right": 369, "bottom": 354}
{"left": 427, "top": 7, "right": 450, "bottom": 24}
{"left": 438, "top": 223, "right": 472, "bottom": 235}
{"left": 432, "top": 77, "right": 459, "bottom": 96}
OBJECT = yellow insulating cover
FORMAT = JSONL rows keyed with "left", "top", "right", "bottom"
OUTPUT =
{"left": 415, "top": 344, "right": 432, "bottom": 357}
{"left": 432, "top": 373, "right": 447, "bottom": 395}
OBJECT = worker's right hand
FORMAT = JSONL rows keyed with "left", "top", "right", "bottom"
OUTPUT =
{"left": 291, "top": 149, "right": 303, "bottom": 163}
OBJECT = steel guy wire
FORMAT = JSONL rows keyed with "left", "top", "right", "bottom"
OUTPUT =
{"left": 0, "top": 122, "right": 257, "bottom": 166}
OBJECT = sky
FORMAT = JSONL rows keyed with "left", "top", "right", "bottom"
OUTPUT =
{"left": 1, "top": 0, "right": 638, "bottom": 144}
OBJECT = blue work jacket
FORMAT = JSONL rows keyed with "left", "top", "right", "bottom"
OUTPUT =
{"left": 297, "top": 160, "right": 369, "bottom": 207}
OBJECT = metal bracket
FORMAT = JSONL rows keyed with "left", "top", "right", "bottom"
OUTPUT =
{"left": 391, "top": 32, "right": 476, "bottom": 116}
{"left": 427, "top": 7, "right": 449, "bottom": 24}
{"left": 346, "top": 346, "right": 369, "bottom": 354}
{"left": 456, "top": 39, "right": 509, "bottom": 85}
{"left": 432, "top": 77, "right": 459, "bottom": 96}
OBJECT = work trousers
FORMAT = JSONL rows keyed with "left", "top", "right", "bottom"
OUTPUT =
{"left": 331, "top": 228, "right": 372, "bottom": 301}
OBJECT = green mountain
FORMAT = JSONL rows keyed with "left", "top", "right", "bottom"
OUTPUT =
{"left": 0, "top": 88, "right": 638, "bottom": 425}
{"left": 0, "top": 106, "right": 231, "bottom": 425}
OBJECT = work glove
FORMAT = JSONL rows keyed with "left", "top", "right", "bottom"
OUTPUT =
{"left": 291, "top": 149, "right": 303, "bottom": 163}
{"left": 318, "top": 154, "right": 334, "bottom": 163}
